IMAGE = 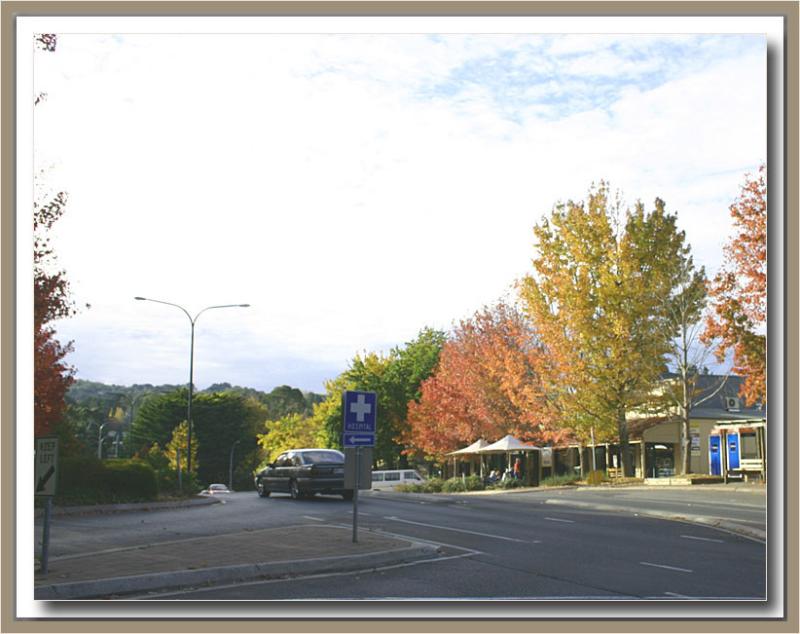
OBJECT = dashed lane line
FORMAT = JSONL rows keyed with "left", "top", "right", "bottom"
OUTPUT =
{"left": 544, "top": 517, "right": 575, "bottom": 524}
{"left": 639, "top": 561, "right": 693, "bottom": 573}
{"left": 383, "top": 516, "right": 540, "bottom": 543}
{"left": 680, "top": 534, "right": 724, "bottom": 543}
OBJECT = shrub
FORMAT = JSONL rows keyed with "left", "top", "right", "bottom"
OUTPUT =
{"left": 55, "top": 457, "right": 158, "bottom": 505}
{"left": 441, "top": 475, "right": 484, "bottom": 493}
{"left": 584, "top": 470, "right": 607, "bottom": 485}
{"left": 492, "top": 478, "right": 524, "bottom": 489}
{"left": 396, "top": 477, "right": 444, "bottom": 493}
{"left": 422, "top": 477, "right": 445, "bottom": 493}
{"left": 541, "top": 473, "right": 580, "bottom": 487}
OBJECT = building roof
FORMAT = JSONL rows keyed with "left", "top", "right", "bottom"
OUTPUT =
{"left": 660, "top": 373, "right": 766, "bottom": 418}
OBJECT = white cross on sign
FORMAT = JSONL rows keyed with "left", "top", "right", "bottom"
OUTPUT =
{"left": 350, "top": 394, "right": 372, "bottom": 422}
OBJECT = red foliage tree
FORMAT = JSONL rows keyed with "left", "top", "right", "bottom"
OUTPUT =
{"left": 405, "top": 302, "right": 569, "bottom": 459}
{"left": 34, "top": 192, "right": 76, "bottom": 437}
{"left": 703, "top": 165, "right": 767, "bottom": 405}
{"left": 34, "top": 33, "right": 78, "bottom": 437}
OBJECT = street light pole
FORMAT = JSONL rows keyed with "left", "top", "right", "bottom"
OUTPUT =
{"left": 97, "top": 422, "right": 107, "bottom": 460}
{"left": 229, "top": 440, "right": 241, "bottom": 491}
{"left": 134, "top": 297, "right": 249, "bottom": 479}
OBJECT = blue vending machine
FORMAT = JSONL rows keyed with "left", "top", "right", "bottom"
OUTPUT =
{"left": 727, "top": 432, "right": 741, "bottom": 471}
{"left": 709, "top": 435, "right": 722, "bottom": 476}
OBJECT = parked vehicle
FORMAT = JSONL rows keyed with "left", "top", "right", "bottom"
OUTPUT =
{"left": 254, "top": 449, "right": 352, "bottom": 500}
{"left": 200, "top": 483, "right": 230, "bottom": 495}
{"left": 371, "top": 469, "right": 425, "bottom": 491}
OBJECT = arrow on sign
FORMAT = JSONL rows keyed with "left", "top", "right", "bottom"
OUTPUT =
{"left": 343, "top": 434, "right": 375, "bottom": 446}
{"left": 36, "top": 465, "right": 55, "bottom": 493}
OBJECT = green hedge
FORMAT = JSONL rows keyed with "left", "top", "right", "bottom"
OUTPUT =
{"left": 540, "top": 473, "right": 580, "bottom": 487}
{"left": 397, "top": 477, "right": 445, "bottom": 493}
{"left": 55, "top": 457, "right": 158, "bottom": 505}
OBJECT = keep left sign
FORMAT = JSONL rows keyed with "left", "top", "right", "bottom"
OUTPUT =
{"left": 35, "top": 437, "right": 59, "bottom": 496}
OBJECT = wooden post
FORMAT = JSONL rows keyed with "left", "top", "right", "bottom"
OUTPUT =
{"left": 722, "top": 431, "right": 729, "bottom": 484}
{"left": 757, "top": 425, "right": 767, "bottom": 484}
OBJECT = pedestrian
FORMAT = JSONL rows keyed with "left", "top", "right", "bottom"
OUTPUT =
{"left": 513, "top": 457, "right": 522, "bottom": 480}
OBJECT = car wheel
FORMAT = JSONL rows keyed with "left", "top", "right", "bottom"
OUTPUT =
{"left": 289, "top": 479, "right": 302, "bottom": 500}
{"left": 342, "top": 490, "right": 354, "bottom": 501}
{"left": 257, "top": 480, "right": 270, "bottom": 498}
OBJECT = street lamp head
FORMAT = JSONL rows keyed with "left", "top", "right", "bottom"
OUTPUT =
{"left": 239, "top": 304, "right": 250, "bottom": 307}
{"left": 134, "top": 296, "right": 146, "bottom": 301}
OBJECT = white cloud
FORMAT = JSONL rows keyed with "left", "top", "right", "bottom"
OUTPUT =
{"left": 33, "top": 32, "right": 766, "bottom": 392}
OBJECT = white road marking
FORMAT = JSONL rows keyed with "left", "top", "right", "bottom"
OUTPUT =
{"left": 664, "top": 591, "right": 694, "bottom": 599}
{"left": 680, "top": 534, "right": 724, "bottom": 543}
{"left": 640, "top": 561, "right": 693, "bottom": 573}
{"left": 383, "top": 516, "right": 539, "bottom": 543}
{"left": 302, "top": 516, "right": 324, "bottom": 522}
{"left": 544, "top": 517, "right": 575, "bottom": 523}
{"left": 136, "top": 550, "right": 480, "bottom": 599}
{"left": 330, "top": 523, "right": 484, "bottom": 555}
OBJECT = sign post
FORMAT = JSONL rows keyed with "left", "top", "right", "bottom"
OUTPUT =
{"left": 35, "top": 437, "right": 59, "bottom": 574}
{"left": 342, "top": 391, "right": 377, "bottom": 544}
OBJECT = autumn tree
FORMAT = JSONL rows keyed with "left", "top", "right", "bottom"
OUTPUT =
{"left": 520, "top": 183, "right": 692, "bottom": 476}
{"left": 34, "top": 33, "right": 80, "bottom": 438}
{"left": 703, "top": 165, "right": 767, "bottom": 405}
{"left": 164, "top": 421, "right": 198, "bottom": 474}
{"left": 405, "top": 302, "right": 564, "bottom": 460}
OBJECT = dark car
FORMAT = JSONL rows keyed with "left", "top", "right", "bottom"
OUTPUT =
{"left": 254, "top": 449, "right": 353, "bottom": 500}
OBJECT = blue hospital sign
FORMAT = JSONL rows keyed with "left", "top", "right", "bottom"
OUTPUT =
{"left": 343, "top": 391, "right": 377, "bottom": 434}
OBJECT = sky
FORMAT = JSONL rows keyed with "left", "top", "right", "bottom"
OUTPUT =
{"left": 31, "top": 28, "right": 767, "bottom": 395}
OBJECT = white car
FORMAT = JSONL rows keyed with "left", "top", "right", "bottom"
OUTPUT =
{"left": 371, "top": 469, "right": 425, "bottom": 491}
{"left": 200, "top": 483, "right": 231, "bottom": 495}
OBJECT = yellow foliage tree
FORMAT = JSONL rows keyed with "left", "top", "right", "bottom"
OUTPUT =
{"left": 257, "top": 413, "right": 325, "bottom": 464}
{"left": 520, "top": 183, "right": 693, "bottom": 476}
{"left": 164, "top": 420, "right": 198, "bottom": 474}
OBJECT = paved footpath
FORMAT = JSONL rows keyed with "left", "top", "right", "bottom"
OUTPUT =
{"left": 34, "top": 520, "right": 436, "bottom": 600}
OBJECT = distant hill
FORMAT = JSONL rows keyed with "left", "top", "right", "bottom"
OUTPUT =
{"left": 67, "top": 379, "right": 325, "bottom": 419}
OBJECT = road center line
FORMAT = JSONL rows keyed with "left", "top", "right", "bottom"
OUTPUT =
{"left": 544, "top": 517, "right": 575, "bottom": 523}
{"left": 383, "top": 516, "right": 538, "bottom": 543}
{"left": 640, "top": 561, "right": 693, "bottom": 573}
{"left": 680, "top": 534, "right": 724, "bottom": 543}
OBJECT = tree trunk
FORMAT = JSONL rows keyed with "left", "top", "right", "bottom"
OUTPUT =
{"left": 681, "top": 415, "right": 692, "bottom": 476}
{"left": 578, "top": 444, "right": 587, "bottom": 478}
{"left": 617, "top": 407, "right": 634, "bottom": 477}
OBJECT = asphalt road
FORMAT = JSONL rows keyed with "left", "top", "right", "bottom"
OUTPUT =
{"left": 50, "top": 486, "right": 764, "bottom": 601}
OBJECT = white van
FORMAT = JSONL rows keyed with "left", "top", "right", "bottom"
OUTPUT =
{"left": 371, "top": 469, "right": 425, "bottom": 491}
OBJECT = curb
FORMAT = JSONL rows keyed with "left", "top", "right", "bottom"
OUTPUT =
{"left": 542, "top": 498, "right": 766, "bottom": 542}
{"left": 34, "top": 541, "right": 439, "bottom": 600}
{"left": 35, "top": 496, "right": 220, "bottom": 518}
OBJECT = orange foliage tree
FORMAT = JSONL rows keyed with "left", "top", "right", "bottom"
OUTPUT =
{"left": 404, "top": 302, "right": 568, "bottom": 460}
{"left": 703, "top": 165, "right": 767, "bottom": 405}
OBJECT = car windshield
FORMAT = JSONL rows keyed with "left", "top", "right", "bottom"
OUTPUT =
{"left": 300, "top": 450, "right": 344, "bottom": 464}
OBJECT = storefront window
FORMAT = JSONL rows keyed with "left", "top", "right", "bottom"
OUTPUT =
{"left": 740, "top": 432, "right": 759, "bottom": 459}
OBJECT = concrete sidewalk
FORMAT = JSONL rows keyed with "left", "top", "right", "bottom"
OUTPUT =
{"left": 34, "top": 524, "right": 437, "bottom": 600}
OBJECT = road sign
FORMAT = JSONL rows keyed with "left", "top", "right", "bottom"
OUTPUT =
{"left": 344, "top": 447, "right": 372, "bottom": 489}
{"left": 343, "top": 433, "right": 375, "bottom": 447}
{"left": 343, "top": 390, "right": 377, "bottom": 434}
{"left": 35, "top": 437, "right": 59, "bottom": 497}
